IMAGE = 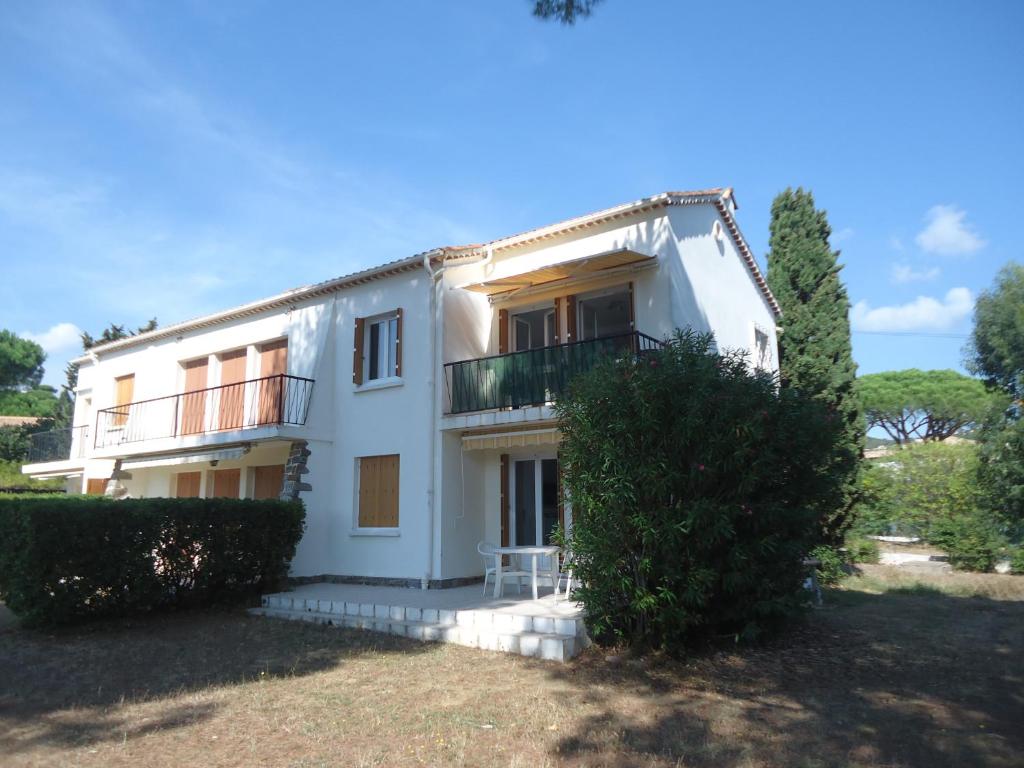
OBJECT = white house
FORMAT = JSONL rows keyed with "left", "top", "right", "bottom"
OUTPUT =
{"left": 23, "top": 188, "right": 780, "bottom": 589}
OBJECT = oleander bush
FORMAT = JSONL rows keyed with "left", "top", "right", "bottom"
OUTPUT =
{"left": 846, "top": 536, "right": 881, "bottom": 564}
{"left": 0, "top": 495, "right": 305, "bottom": 626}
{"left": 556, "top": 330, "right": 843, "bottom": 651}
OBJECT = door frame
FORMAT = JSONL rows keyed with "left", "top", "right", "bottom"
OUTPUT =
{"left": 509, "top": 454, "right": 563, "bottom": 547}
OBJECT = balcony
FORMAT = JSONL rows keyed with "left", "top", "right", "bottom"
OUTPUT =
{"left": 94, "top": 374, "right": 314, "bottom": 450}
{"left": 27, "top": 425, "right": 89, "bottom": 463}
{"left": 443, "top": 331, "right": 663, "bottom": 415}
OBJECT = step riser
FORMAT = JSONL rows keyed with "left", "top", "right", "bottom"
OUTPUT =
{"left": 259, "top": 595, "right": 584, "bottom": 638}
{"left": 250, "top": 606, "right": 584, "bottom": 662}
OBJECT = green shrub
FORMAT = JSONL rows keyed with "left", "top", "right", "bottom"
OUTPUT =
{"left": 931, "top": 513, "right": 1004, "bottom": 572}
{"left": 846, "top": 537, "right": 880, "bottom": 564}
{"left": 851, "top": 442, "right": 982, "bottom": 541}
{"left": 0, "top": 496, "right": 305, "bottom": 626}
{"left": 1009, "top": 547, "right": 1024, "bottom": 575}
{"left": 810, "top": 545, "right": 847, "bottom": 586}
{"left": 555, "top": 330, "right": 843, "bottom": 651}
{"left": 976, "top": 413, "right": 1024, "bottom": 539}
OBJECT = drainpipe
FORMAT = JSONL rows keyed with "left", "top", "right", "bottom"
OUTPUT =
{"left": 423, "top": 250, "right": 444, "bottom": 589}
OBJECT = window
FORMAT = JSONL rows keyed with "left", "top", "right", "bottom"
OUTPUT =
{"left": 356, "top": 454, "right": 400, "bottom": 528}
{"left": 577, "top": 288, "right": 633, "bottom": 341}
{"left": 754, "top": 326, "right": 773, "bottom": 372}
{"left": 512, "top": 306, "right": 556, "bottom": 351}
{"left": 209, "top": 468, "right": 241, "bottom": 498}
{"left": 175, "top": 471, "right": 201, "bottom": 498}
{"left": 252, "top": 464, "right": 285, "bottom": 500}
{"left": 353, "top": 309, "right": 403, "bottom": 385}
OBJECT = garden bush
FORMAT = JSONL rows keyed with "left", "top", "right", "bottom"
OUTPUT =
{"left": 0, "top": 495, "right": 305, "bottom": 626}
{"left": 845, "top": 536, "right": 880, "bottom": 564}
{"left": 1009, "top": 547, "right": 1024, "bottom": 575}
{"left": 931, "top": 513, "right": 1004, "bottom": 572}
{"left": 555, "top": 330, "right": 843, "bottom": 651}
{"left": 810, "top": 545, "right": 847, "bottom": 586}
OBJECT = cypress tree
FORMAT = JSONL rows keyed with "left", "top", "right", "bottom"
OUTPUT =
{"left": 766, "top": 188, "right": 863, "bottom": 543}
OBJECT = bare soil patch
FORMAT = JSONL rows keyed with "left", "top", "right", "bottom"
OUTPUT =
{"left": 1, "top": 569, "right": 1021, "bottom": 767}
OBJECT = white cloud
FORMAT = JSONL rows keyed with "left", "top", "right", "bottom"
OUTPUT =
{"left": 23, "top": 322, "right": 83, "bottom": 355}
{"left": 831, "top": 227, "right": 854, "bottom": 245}
{"left": 915, "top": 205, "right": 986, "bottom": 255}
{"left": 851, "top": 287, "right": 973, "bottom": 332}
{"left": 888, "top": 236, "right": 905, "bottom": 252}
{"left": 890, "top": 263, "right": 940, "bottom": 284}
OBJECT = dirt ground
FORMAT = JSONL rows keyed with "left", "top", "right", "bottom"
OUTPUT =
{"left": 1, "top": 566, "right": 1022, "bottom": 767}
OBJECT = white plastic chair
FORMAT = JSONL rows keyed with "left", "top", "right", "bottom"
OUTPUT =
{"left": 555, "top": 549, "right": 575, "bottom": 597}
{"left": 478, "top": 541, "right": 529, "bottom": 597}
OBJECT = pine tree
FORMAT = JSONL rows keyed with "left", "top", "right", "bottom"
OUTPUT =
{"left": 766, "top": 188, "right": 863, "bottom": 543}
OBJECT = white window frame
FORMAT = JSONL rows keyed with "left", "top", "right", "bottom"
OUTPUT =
{"left": 363, "top": 312, "right": 401, "bottom": 384}
{"left": 575, "top": 284, "right": 633, "bottom": 341}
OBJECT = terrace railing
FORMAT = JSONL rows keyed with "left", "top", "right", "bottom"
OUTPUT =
{"left": 27, "top": 425, "right": 89, "bottom": 463}
{"left": 443, "top": 331, "right": 663, "bottom": 415}
{"left": 94, "top": 374, "right": 314, "bottom": 449}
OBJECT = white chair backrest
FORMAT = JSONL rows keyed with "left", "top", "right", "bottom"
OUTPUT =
{"left": 477, "top": 541, "right": 497, "bottom": 563}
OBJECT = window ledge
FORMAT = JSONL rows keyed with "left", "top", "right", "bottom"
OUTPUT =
{"left": 354, "top": 377, "right": 404, "bottom": 393}
{"left": 349, "top": 528, "right": 401, "bottom": 537}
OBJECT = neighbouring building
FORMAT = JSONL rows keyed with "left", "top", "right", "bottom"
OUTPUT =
{"left": 23, "top": 189, "right": 781, "bottom": 587}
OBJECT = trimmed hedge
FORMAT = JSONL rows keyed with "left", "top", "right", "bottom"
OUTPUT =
{"left": 0, "top": 496, "right": 305, "bottom": 626}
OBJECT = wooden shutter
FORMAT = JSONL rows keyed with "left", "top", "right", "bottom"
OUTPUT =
{"left": 210, "top": 468, "right": 241, "bottom": 498}
{"left": 358, "top": 454, "right": 400, "bottom": 527}
{"left": 218, "top": 349, "right": 247, "bottom": 430}
{"left": 175, "top": 471, "right": 201, "bottom": 498}
{"left": 565, "top": 295, "right": 578, "bottom": 342}
{"left": 253, "top": 464, "right": 285, "bottom": 500}
{"left": 353, "top": 317, "right": 365, "bottom": 385}
{"left": 394, "top": 308, "right": 403, "bottom": 377}
{"left": 181, "top": 358, "right": 208, "bottom": 435}
{"left": 86, "top": 478, "right": 107, "bottom": 495}
{"left": 553, "top": 297, "right": 562, "bottom": 344}
{"left": 499, "top": 453, "right": 510, "bottom": 547}
{"left": 114, "top": 374, "right": 134, "bottom": 426}
{"left": 498, "top": 309, "right": 509, "bottom": 354}
{"left": 258, "top": 339, "right": 288, "bottom": 425}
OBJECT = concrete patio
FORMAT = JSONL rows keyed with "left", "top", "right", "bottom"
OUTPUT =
{"left": 251, "top": 582, "right": 587, "bottom": 661}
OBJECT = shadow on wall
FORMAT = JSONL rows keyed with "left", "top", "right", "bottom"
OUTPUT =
{"left": 544, "top": 588, "right": 1024, "bottom": 767}
{"left": 610, "top": 216, "right": 712, "bottom": 345}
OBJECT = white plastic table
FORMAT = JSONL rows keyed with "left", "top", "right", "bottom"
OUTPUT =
{"left": 493, "top": 545, "right": 560, "bottom": 600}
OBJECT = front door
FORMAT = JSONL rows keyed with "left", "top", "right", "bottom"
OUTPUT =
{"left": 512, "top": 457, "right": 561, "bottom": 547}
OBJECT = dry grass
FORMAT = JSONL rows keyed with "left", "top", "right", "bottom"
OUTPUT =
{"left": 2, "top": 568, "right": 1022, "bottom": 768}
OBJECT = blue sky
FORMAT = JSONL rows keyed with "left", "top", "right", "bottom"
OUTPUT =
{"left": 1, "top": 0, "right": 1021, "bottom": 388}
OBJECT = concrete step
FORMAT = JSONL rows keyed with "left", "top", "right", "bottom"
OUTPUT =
{"left": 249, "top": 604, "right": 583, "bottom": 662}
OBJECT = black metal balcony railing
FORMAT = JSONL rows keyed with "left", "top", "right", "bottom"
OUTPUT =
{"left": 27, "top": 425, "right": 89, "bottom": 463}
{"left": 94, "top": 374, "right": 314, "bottom": 449}
{"left": 444, "top": 331, "right": 663, "bottom": 415}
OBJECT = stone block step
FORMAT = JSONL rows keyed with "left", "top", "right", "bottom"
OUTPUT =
{"left": 249, "top": 606, "right": 580, "bottom": 662}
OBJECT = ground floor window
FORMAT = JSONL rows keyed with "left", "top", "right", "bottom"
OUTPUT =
{"left": 357, "top": 454, "right": 400, "bottom": 528}
{"left": 175, "top": 471, "right": 201, "bottom": 498}
{"left": 512, "top": 457, "right": 560, "bottom": 546}
{"left": 209, "top": 467, "right": 241, "bottom": 498}
{"left": 252, "top": 464, "right": 286, "bottom": 500}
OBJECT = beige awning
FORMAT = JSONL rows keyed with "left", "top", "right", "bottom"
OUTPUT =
{"left": 461, "top": 428, "right": 561, "bottom": 451}
{"left": 460, "top": 248, "right": 656, "bottom": 297}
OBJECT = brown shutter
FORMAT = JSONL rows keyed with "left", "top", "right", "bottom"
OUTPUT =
{"left": 258, "top": 340, "right": 288, "bottom": 425}
{"left": 86, "top": 478, "right": 107, "bottom": 495}
{"left": 565, "top": 295, "right": 577, "bottom": 342}
{"left": 394, "top": 308, "right": 403, "bottom": 377}
{"left": 175, "top": 471, "right": 201, "bottom": 498}
{"left": 353, "top": 317, "right": 365, "bottom": 385}
{"left": 553, "top": 297, "right": 562, "bottom": 344}
{"left": 498, "top": 309, "right": 509, "bottom": 354}
{"left": 218, "top": 349, "right": 247, "bottom": 431}
{"left": 114, "top": 374, "right": 135, "bottom": 426}
{"left": 499, "top": 453, "right": 510, "bottom": 547}
{"left": 253, "top": 464, "right": 285, "bottom": 500}
{"left": 211, "top": 468, "right": 241, "bottom": 498}
{"left": 628, "top": 281, "right": 636, "bottom": 331}
{"left": 182, "top": 358, "right": 209, "bottom": 434}
{"left": 358, "top": 455, "right": 400, "bottom": 527}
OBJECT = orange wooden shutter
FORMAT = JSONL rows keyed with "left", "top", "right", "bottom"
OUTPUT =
{"left": 499, "top": 453, "right": 510, "bottom": 547}
{"left": 498, "top": 309, "right": 509, "bottom": 354}
{"left": 86, "top": 478, "right": 107, "bottom": 495}
{"left": 181, "top": 358, "right": 208, "bottom": 434}
{"left": 175, "top": 471, "right": 201, "bottom": 498}
{"left": 211, "top": 468, "right": 241, "bottom": 498}
{"left": 553, "top": 297, "right": 562, "bottom": 343}
{"left": 353, "top": 317, "right": 365, "bottom": 385}
{"left": 565, "top": 296, "right": 577, "bottom": 342}
{"left": 358, "top": 455, "right": 400, "bottom": 527}
{"left": 258, "top": 339, "right": 288, "bottom": 425}
{"left": 394, "top": 308, "right": 403, "bottom": 377}
{"left": 253, "top": 464, "right": 285, "bottom": 500}
{"left": 218, "top": 349, "right": 247, "bottom": 430}
{"left": 114, "top": 374, "right": 134, "bottom": 426}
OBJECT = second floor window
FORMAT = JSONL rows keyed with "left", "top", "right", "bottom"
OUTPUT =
{"left": 353, "top": 309, "right": 403, "bottom": 385}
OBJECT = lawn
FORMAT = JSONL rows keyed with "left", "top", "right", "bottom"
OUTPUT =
{"left": 1, "top": 566, "right": 1021, "bottom": 768}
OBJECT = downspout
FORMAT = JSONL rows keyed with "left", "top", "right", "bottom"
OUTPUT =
{"left": 423, "top": 250, "right": 444, "bottom": 589}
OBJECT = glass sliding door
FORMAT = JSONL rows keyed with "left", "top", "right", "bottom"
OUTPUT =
{"left": 512, "top": 457, "right": 561, "bottom": 547}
